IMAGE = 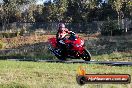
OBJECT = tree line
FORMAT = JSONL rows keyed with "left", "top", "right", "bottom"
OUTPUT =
{"left": 0, "top": 0, "right": 131, "bottom": 23}
{"left": 0, "top": 0, "right": 132, "bottom": 34}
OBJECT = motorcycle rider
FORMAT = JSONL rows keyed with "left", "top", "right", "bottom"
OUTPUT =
{"left": 56, "top": 23, "right": 75, "bottom": 59}
{"left": 56, "top": 23, "right": 75, "bottom": 45}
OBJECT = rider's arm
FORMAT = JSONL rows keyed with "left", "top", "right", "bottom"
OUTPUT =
{"left": 64, "top": 28, "right": 75, "bottom": 35}
{"left": 68, "top": 31, "right": 75, "bottom": 35}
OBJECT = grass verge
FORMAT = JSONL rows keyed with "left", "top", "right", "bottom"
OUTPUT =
{"left": 0, "top": 60, "right": 131, "bottom": 88}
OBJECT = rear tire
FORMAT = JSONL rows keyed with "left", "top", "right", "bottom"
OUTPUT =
{"left": 81, "top": 49, "right": 91, "bottom": 61}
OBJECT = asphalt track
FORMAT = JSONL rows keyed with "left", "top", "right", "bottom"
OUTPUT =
{"left": 7, "top": 59, "right": 132, "bottom": 66}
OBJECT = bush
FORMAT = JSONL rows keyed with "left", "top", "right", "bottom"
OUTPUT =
{"left": 0, "top": 41, "right": 6, "bottom": 49}
{"left": 1, "top": 32, "right": 17, "bottom": 38}
{"left": 101, "top": 19, "right": 123, "bottom": 36}
{"left": 0, "top": 28, "right": 26, "bottom": 38}
{"left": 19, "top": 28, "right": 26, "bottom": 36}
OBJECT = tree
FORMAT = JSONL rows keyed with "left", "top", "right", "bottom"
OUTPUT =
{"left": 33, "top": 5, "right": 44, "bottom": 22}
{"left": 43, "top": 1, "right": 57, "bottom": 22}
{"left": 53, "top": 0, "right": 68, "bottom": 22}
{"left": 98, "top": 1, "right": 117, "bottom": 21}
{"left": 101, "top": 17, "right": 120, "bottom": 36}
{"left": 108, "top": 0, "right": 123, "bottom": 30}
{"left": 1, "top": 0, "right": 36, "bottom": 30}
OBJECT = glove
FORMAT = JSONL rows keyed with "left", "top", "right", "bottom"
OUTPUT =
{"left": 69, "top": 31, "right": 75, "bottom": 35}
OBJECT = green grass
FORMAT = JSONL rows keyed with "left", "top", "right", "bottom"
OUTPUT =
{"left": 0, "top": 60, "right": 132, "bottom": 88}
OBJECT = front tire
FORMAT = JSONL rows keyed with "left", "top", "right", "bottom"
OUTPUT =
{"left": 81, "top": 49, "right": 91, "bottom": 61}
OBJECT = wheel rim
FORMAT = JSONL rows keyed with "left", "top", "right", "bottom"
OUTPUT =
{"left": 81, "top": 50, "right": 91, "bottom": 61}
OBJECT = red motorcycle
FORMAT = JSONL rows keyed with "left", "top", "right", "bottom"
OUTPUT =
{"left": 48, "top": 34, "right": 91, "bottom": 61}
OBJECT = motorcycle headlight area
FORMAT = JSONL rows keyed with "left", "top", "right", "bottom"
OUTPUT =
{"left": 81, "top": 40, "right": 84, "bottom": 45}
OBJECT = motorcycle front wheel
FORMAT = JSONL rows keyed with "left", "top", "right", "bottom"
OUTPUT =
{"left": 80, "top": 49, "right": 91, "bottom": 61}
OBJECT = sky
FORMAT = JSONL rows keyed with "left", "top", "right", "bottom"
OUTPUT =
{"left": 0, "top": 0, "right": 3, "bottom": 3}
{"left": 36, "top": 0, "right": 54, "bottom": 4}
{"left": 36, "top": 0, "right": 46, "bottom": 4}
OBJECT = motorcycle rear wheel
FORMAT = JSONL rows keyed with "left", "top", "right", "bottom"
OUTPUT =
{"left": 81, "top": 49, "right": 91, "bottom": 61}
